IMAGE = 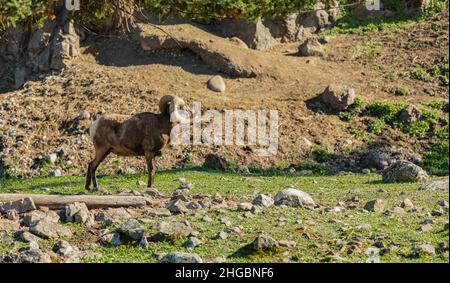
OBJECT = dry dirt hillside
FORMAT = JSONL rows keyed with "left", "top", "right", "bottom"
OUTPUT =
{"left": 0, "top": 11, "right": 448, "bottom": 178}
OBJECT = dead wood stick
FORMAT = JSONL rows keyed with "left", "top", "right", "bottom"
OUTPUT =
{"left": 0, "top": 194, "right": 146, "bottom": 209}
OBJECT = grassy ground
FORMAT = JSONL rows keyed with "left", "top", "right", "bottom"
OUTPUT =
{"left": 0, "top": 169, "right": 448, "bottom": 263}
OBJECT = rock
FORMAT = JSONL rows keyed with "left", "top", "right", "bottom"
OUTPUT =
{"left": 6, "top": 210, "right": 19, "bottom": 220}
{"left": 360, "top": 150, "right": 390, "bottom": 170}
{"left": 299, "top": 38, "right": 324, "bottom": 57}
{"left": 251, "top": 234, "right": 279, "bottom": 253}
{"left": 0, "top": 197, "right": 36, "bottom": 214}
{"left": 185, "top": 236, "right": 202, "bottom": 248}
{"left": 45, "top": 153, "right": 58, "bottom": 164}
{"left": 215, "top": 231, "right": 229, "bottom": 240}
{"left": 101, "top": 232, "right": 122, "bottom": 247}
{"left": 401, "top": 198, "right": 414, "bottom": 209}
{"left": 165, "top": 199, "right": 188, "bottom": 214}
{"left": 22, "top": 210, "right": 60, "bottom": 227}
{"left": 419, "top": 224, "right": 433, "bottom": 232}
{"left": 148, "top": 208, "right": 172, "bottom": 217}
{"left": 420, "top": 179, "right": 449, "bottom": 191}
{"left": 136, "top": 180, "right": 146, "bottom": 186}
{"left": 412, "top": 244, "right": 436, "bottom": 256}
{"left": 444, "top": 221, "right": 449, "bottom": 231}
{"left": 186, "top": 201, "right": 202, "bottom": 210}
{"left": 252, "top": 194, "right": 274, "bottom": 207}
{"left": 207, "top": 75, "right": 226, "bottom": 92}
{"left": 119, "top": 219, "right": 145, "bottom": 240}
{"left": 437, "top": 200, "right": 449, "bottom": 208}
{"left": 274, "top": 188, "right": 315, "bottom": 209}
{"left": 382, "top": 161, "right": 429, "bottom": 183}
{"left": 79, "top": 110, "right": 91, "bottom": 120}
{"left": 202, "top": 215, "right": 213, "bottom": 222}
{"left": 14, "top": 245, "right": 51, "bottom": 263}
{"left": 229, "top": 37, "right": 248, "bottom": 49}
{"left": 158, "top": 252, "right": 203, "bottom": 263}
{"left": 364, "top": 199, "right": 385, "bottom": 212}
{"left": 95, "top": 208, "right": 132, "bottom": 226}
{"left": 170, "top": 192, "right": 190, "bottom": 202}
{"left": 139, "top": 236, "right": 150, "bottom": 249}
{"left": 14, "top": 66, "right": 28, "bottom": 89}
{"left": 219, "top": 217, "right": 232, "bottom": 227}
{"left": 321, "top": 84, "right": 356, "bottom": 112}
{"left": 0, "top": 218, "right": 20, "bottom": 231}
{"left": 278, "top": 240, "right": 297, "bottom": 249}
{"left": 237, "top": 202, "right": 254, "bottom": 211}
{"left": 203, "top": 154, "right": 229, "bottom": 171}
{"left": 16, "top": 231, "right": 42, "bottom": 243}
{"left": 49, "top": 168, "right": 62, "bottom": 177}
{"left": 143, "top": 188, "right": 165, "bottom": 197}
{"left": 53, "top": 240, "right": 75, "bottom": 257}
{"left": 65, "top": 202, "right": 93, "bottom": 226}
{"left": 29, "top": 220, "right": 73, "bottom": 239}
{"left": 400, "top": 105, "right": 422, "bottom": 124}
{"left": 153, "top": 221, "right": 193, "bottom": 239}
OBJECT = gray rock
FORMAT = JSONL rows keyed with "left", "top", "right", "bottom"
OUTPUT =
{"left": 165, "top": 199, "right": 188, "bottom": 214}
{"left": 45, "top": 153, "right": 58, "bottom": 164}
{"left": 16, "top": 231, "right": 42, "bottom": 243}
{"left": 420, "top": 179, "right": 449, "bottom": 191}
{"left": 203, "top": 154, "right": 229, "bottom": 171}
{"left": 101, "top": 232, "right": 122, "bottom": 247}
{"left": 95, "top": 208, "right": 132, "bottom": 226}
{"left": 158, "top": 252, "right": 203, "bottom": 263}
{"left": 65, "top": 202, "right": 93, "bottom": 226}
{"left": 15, "top": 245, "right": 51, "bottom": 263}
{"left": 142, "top": 188, "right": 165, "bottom": 197}
{"left": 274, "top": 188, "right": 315, "bottom": 209}
{"left": 0, "top": 197, "right": 36, "bottom": 214}
{"left": 419, "top": 224, "right": 433, "bottom": 232}
{"left": 364, "top": 199, "right": 385, "bottom": 212}
{"left": 49, "top": 168, "right": 62, "bottom": 177}
{"left": 437, "top": 200, "right": 449, "bottom": 208}
{"left": 207, "top": 75, "right": 226, "bottom": 92}
{"left": 400, "top": 105, "right": 421, "bottom": 124}
{"left": 278, "top": 240, "right": 297, "bottom": 249}
{"left": 148, "top": 208, "right": 172, "bottom": 217}
{"left": 185, "top": 236, "right": 202, "bottom": 248}
{"left": 215, "top": 231, "right": 229, "bottom": 240}
{"left": 237, "top": 202, "right": 254, "bottom": 211}
{"left": 22, "top": 210, "right": 60, "bottom": 227}
{"left": 251, "top": 234, "right": 279, "bottom": 253}
{"left": 360, "top": 150, "right": 390, "bottom": 170}
{"left": 153, "top": 221, "right": 193, "bottom": 238}
{"left": 29, "top": 220, "right": 73, "bottom": 239}
{"left": 139, "top": 236, "right": 150, "bottom": 249}
{"left": 252, "top": 194, "right": 274, "bottom": 207}
{"left": 0, "top": 218, "right": 20, "bottom": 231}
{"left": 186, "top": 201, "right": 202, "bottom": 210}
{"left": 401, "top": 198, "right": 414, "bottom": 209}
{"left": 299, "top": 38, "right": 324, "bottom": 57}
{"left": 53, "top": 240, "right": 76, "bottom": 257}
{"left": 119, "top": 219, "right": 145, "bottom": 240}
{"left": 382, "top": 161, "right": 429, "bottom": 183}
{"left": 412, "top": 244, "right": 436, "bottom": 256}
{"left": 322, "top": 84, "right": 356, "bottom": 112}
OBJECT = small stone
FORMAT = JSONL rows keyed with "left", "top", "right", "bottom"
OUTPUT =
{"left": 22, "top": 210, "right": 60, "bottom": 227}
{"left": 185, "top": 236, "right": 202, "bottom": 249}
{"left": 202, "top": 215, "right": 213, "bottom": 222}
{"left": 49, "top": 168, "right": 62, "bottom": 177}
{"left": 53, "top": 240, "right": 75, "bottom": 257}
{"left": 136, "top": 180, "right": 146, "bottom": 186}
{"left": 237, "top": 202, "right": 253, "bottom": 211}
{"left": 207, "top": 75, "right": 226, "bottom": 92}
{"left": 119, "top": 219, "right": 145, "bottom": 240}
{"left": 148, "top": 208, "right": 172, "bottom": 217}
{"left": 165, "top": 199, "right": 188, "bottom": 214}
{"left": 153, "top": 221, "right": 193, "bottom": 238}
{"left": 419, "top": 224, "right": 433, "bottom": 232}
{"left": 321, "top": 84, "right": 356, "bottom": 112}
{"left": 364, "top": 199, "right": 385, "bottom": 212}
{"left": 215, "top": 231, "right": 229, "bottom": 240}
{"left": 65, "top": 202, "right": 93, "bottom": 226}
{"left": 362, "top": 168, "right": 371, "bottom": 174}
{"left": 45, "top": 153, "right": 58, "bottom": 164}
{"left": 101, "top": 233, "right": 121, "bottom": 247}
{"left": 278, "top": 240, "right": 297, "bottom": 249}
{"left": 251, "top": 234, "right": 279, "bottom": 253}
{"left": 158, "top": 252, "right": 202, "bottom": 263}
{"left": 186, "top": 201, "right": 202, "bottom": 210}
{"left": 252, "top": 194, "right": 274, "bottom": 207}
{"left": 299, "top": 38, "right": 324, "bottom": 57}
{"left": 401, "top": 198, "right": 414, "bottom": 209}
{"left": 16, "top": 231, "right": 41, "bottom": 243}
{"left": 274, "top": 188, "right": 315, "bottom": 209}
{"left": 139, "top": 236, "right": 150, "bottom": 249}
{"left": 420, "top": 179, "right": 449, "bottom": 191}
{"left": 437, "top": 200, "right": 449, "bottom": 208}
{"left": 412, "top": 244, "right": 435, "bottom": 256}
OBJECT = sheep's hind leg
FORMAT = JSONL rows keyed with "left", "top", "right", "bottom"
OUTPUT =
{"left": 87, "top": 148, "right": 112, "bottom": 191}
{"left": 145, "top": 152, "right": 156, "bottom": 188}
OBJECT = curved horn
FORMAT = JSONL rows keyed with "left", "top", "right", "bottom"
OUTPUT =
{"left": 159, "top": 95, "right": 186, "bottom": 123}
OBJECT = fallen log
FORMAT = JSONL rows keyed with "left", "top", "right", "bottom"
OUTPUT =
{"left": 0, "top": 194, "right": 147, "bottom": 210}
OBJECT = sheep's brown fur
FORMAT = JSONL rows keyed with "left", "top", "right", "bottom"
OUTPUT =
{"left": 85, "top": 95, "right": 186, "bottom": 191}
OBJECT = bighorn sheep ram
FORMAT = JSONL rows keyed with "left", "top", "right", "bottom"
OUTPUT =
{"left": 85, "top": 95, "right": 186, "bottom": 191}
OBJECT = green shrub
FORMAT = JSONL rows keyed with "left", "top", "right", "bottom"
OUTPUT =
{"left": 419, "top": 141, "right": 449, "bottom": 176}
{"left": 405, "top": 68, "right": 432, "bottom": 82}
{"left": 339, "top": 97, "right": 365, "bottom": 121}
{"left": 368, "top": 119, "right": 386, "bottom": 134}
{"left": 311, "top": 147, "right": 336, "bottom": 162}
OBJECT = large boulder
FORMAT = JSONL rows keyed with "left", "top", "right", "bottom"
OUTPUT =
{"left": 399, "top": 105, "right": 421, "bottom": 124}
{"left": 29, "top": 220, "right": 73, "bottom": 239}
{"left": 274, "top": 188, "right": 315, "bottom": 209}
{"left": 0, "top": 197, "right": 36, "bottom": 214}
{"left": 382, "top": 161, "right": 429, "bottom": 183}
{"left": 321, "top": 84, "right": 356, "bottom": 111}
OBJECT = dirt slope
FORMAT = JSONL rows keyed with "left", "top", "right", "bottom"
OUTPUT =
{"left": 0, "top": 12, "right": 448, "bottom": 178}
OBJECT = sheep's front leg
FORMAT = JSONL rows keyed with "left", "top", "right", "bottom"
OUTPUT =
{"left": 145, "top": 152, "right": 156, "bottom": 188}
{"left": 86, "top": 147, "right": 111, "bottom": 191}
